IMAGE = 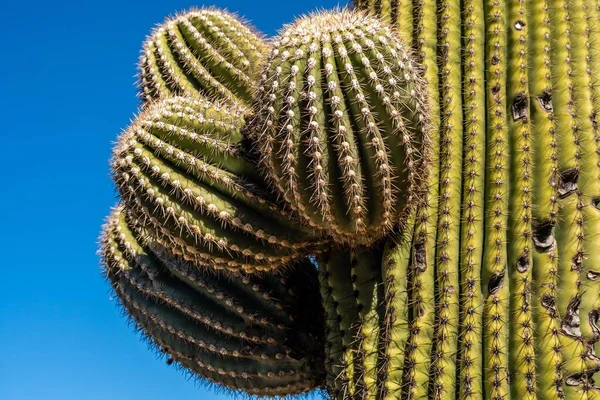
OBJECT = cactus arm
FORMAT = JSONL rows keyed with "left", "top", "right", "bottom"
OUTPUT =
{"left": 252, "top": 11, "right": 428, "bottom": 246}
{"left": 481, "top": 0, "right": 510, "bottom": 399}
{"left": 379, "top": 212, "right": 414, "bottom": 399}
{"left": 112, "top": 96, "right": 326, "bottom": 273}
{"left": 101, "top": 207, "right": 325, "bottom": 396}
{"left": 456, "top": 0, "right": 486, "bottom": 398}
{"left": 138, "top": 9, "right": 268, "bottom": 107}
{"left": 528, "top": 0, "right": 565, "bottom": 396}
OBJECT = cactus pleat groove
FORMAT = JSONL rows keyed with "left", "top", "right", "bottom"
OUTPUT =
{"left": 138, "top": 8, "right": 268, "bottom": 107}
{"left": 344, "top": 0, "right": 600, "bottom": 398}
{"left": 251, "top": 10, "right": 430, "bottom": 246}
{"left": 111, "top": 96, "right": 325, "bottom": 273}
{"left": 100, "top": 206, "right": 325, "bottom": 396}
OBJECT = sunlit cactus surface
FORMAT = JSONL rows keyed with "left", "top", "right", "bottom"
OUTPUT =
{"left": 99, "top": 1, "right": 600, "bottom": 399}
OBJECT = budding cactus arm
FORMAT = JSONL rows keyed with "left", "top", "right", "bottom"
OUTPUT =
{"left": 251, "top": 10, "right": 430, "bottom": 246}
{"left": 138, "top": 8, "right": 268, "bottom": 107}
{"left": 112, "top": 96, "right": 325, "bottom": 273}
{"left": 101, "top": 206, "right": 325, "bottom": 397}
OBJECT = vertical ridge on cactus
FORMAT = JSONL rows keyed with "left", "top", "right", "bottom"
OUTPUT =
{"left": 100, "top": 206, "right": 326, "bottom": 397}
{"left": 138, "top": 8, "right": 269, "bottom": 107}
{"left": 250, "top": 10, "right": 430, "bottom": 246}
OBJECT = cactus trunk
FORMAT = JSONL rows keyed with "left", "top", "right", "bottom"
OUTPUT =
{"left": 313, "top": 1, "right": 600, "bottom": 398}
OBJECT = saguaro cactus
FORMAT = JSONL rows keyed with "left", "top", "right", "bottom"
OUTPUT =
{"left": 138, "top": 8, "right": 268, "bottom": 107}
{"left": 101, "top": 206, "right": 325, "bottom": 396}
{"left": 101, "top": 2, "right": 600, "bottom": 399}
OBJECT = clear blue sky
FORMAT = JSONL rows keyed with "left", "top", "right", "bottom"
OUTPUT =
{"left": 0, "top": 1, "right": 340, "bottom": 399}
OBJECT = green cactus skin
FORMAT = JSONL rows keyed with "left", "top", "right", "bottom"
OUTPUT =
{"left": 327, "top": 1, "right": 600, "bottom": 399}
{"left": 138, "top": 8, "right": 268, "bottom": 107}
{"left": 111, "top": 96, "right": 326, "bottom": 273}
{"left": 317, "top": 247, "right": 384, "bottom": 400}
{"left": 251, "top": 10, "right": 430, "bottom": 246}
{"left": 100, "top": 206, "right": 325, "bottom": 397}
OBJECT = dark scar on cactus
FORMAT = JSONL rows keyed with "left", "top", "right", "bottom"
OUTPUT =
{"left": 558, "top": 168, "right": 579, "bottom": 198}
{"left": 588, "top": 309, "right": 600, "bottom": 342}
{"left": 565, "top": 372, "right": 588, "bottom": 387}
{"left": 537, "top": 90, "right": 553, "bottom": 112}
{"left": 541, "top": 294, "right": 558, "bottom": 318}
{"left": 561, "top": 294, "right": 582, "bottom": 338}
{"left": 512, "top": 93, "right": 529, "bottom": 122}
{"left": 412, "top": 240, "right": 427, "bottom": 272}
{"left": 514, "top": 20, "right": 525, "bottom": 30}
{"left": 592, "top": 197, "right": 600, "bottom": 211}
{"left": 587, "top": 270, "right": 600, "bottom": 281}
{"left": 516, "top": 254, "right": 530, "bottom": 273}
{"left": 533, "top": 220, "right": 555, "bottom": 251}
{"left": 487, "top": 270, "right": 505, "bottom": 296}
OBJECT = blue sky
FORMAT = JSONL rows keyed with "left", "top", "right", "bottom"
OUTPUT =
{"left": 0, "top": 1, "right": 340, "bottom": 399}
